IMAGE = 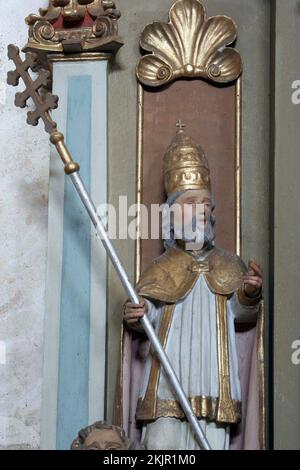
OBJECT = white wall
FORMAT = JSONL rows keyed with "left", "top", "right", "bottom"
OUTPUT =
{"left": 0, "top": 1, "right": 49, "bottom": 449}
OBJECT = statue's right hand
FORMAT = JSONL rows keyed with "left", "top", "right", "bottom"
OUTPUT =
{"left": 123, "top": 298, "right": 148, "bottom": 327}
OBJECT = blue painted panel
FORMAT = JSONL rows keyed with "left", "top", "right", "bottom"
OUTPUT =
{"left": 56, "top": 75, "right": 92, "bottom": 450}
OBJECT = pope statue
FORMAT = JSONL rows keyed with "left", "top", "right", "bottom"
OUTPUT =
{"left": 115, "top": 125, "right": 264, "bottom": 450}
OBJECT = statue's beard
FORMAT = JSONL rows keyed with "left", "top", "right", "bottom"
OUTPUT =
{"left": 174, "top": 216, "right": 215, "bottom": 251}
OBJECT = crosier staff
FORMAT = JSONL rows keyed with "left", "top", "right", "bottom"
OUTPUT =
{"left": 7, "top": 44, "right": 211, "bottom": 451}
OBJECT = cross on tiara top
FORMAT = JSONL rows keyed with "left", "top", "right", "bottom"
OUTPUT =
{"left": 176, "top": 120, "right": 186, "bottom": 131}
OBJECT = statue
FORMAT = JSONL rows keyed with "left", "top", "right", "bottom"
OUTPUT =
{"left": 71, "top": 421, "right": 134, "bottom": 450}
{"left": 115, "top": 124, "right": 264, "bottom": 450}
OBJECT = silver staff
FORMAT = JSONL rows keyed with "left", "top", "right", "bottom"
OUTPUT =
{"left": 7, "top": 44, "right": 211, "bottom": 451}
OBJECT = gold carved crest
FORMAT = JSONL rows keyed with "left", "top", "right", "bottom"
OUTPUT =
{"left": 25, "top": 0, "right": 123, "bottom": 54}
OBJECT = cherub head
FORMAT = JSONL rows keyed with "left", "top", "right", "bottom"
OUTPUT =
{"left": 71, "top": 421, "right": 134, "bottom": 450}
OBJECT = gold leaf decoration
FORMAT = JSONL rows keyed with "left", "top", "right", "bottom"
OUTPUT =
{"left": 136, "top": 0, "right": 242, "bottom": 87}
{"left": 24, "top": 0, "right": 123, "bottom": 55}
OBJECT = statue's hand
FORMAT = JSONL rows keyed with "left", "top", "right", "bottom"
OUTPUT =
{"left": 243, "top": 259, "right": 263, "bottom": 298}
{"left": 123, "top": 297, "right": 148, "bottom": 327}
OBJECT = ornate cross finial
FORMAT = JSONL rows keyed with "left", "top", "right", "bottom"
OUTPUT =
{"left": 7, "top": 43, "right": 80, "bottom": 174}
{"left": 7, "top": 45, "right": 58, "bottom": 134}
{"left": 176, "top": 120, "right": 186, "bottom": 131}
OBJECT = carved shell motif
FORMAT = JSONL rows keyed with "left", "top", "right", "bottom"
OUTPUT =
{"left": 136, "top": 0, "right": 242, "bottom": 87}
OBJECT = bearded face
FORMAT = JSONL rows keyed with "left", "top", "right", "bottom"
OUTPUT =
{"left": 163, "top": 189, "right": 216, "bottom": 251}
{"left": 175, "top": 214, "right": 215, "bottom": 250}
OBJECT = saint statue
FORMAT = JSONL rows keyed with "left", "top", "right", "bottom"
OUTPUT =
{"left": 114, "top": 125, "right": 264, "bottom": 450}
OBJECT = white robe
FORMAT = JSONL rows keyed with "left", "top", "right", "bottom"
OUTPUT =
{"left": 139, "top": 268, "right": 259, "bottom": 450}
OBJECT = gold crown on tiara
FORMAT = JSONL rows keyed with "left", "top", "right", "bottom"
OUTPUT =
{"left": 163, "top": 121, "right": 211, "bottom": 196}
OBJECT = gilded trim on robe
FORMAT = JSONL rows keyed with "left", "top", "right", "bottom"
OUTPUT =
{"left": 137, "top": 295, "right": 241, "bottom": 425}
{"left": 136, "top": 396, "right": 242, "bottom": 423}
{"left": 139, "top": 305, "right": 175, "bottom": 419}
{"left": 216, "top": 294, "right": 238, "bottom": 424}
{"left": 137, "top": 247, "right": 247, "bottom": 304}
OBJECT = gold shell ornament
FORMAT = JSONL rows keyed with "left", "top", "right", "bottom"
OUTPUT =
{"left": 136, "top": 0, "right": 242, "bottom": 87}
